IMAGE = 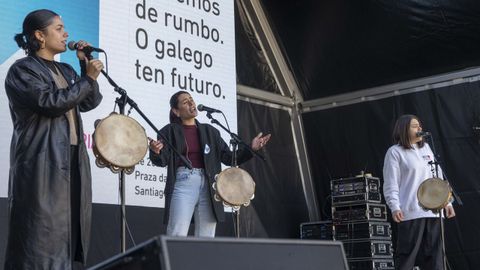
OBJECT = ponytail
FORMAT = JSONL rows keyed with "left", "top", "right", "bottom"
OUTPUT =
{"left": 14, "top": 33, "right": 28, "bottom": 50}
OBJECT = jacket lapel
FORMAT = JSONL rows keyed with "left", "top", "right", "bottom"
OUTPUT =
{"left": 196, "top": 120, "right": 208, "bottom": 155}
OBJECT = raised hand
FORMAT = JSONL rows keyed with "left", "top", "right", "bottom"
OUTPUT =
{"left": 251, "top": 132, "right": 272, "bottom": 151}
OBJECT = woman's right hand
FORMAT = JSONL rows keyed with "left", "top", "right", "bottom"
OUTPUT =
{"left": 149, "top": 138, "right": 164, "bottom": 154}
{"left": 85, "top": 57, "right": 104, "bottom": 80}
{"left": 392, "top": 210, "right": 404, "bottom": 223}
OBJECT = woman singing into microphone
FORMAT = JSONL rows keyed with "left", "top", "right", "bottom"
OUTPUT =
{"left": 149, "top": 91, "right": 271, "bottom": 237}
{"left": 383, "top": 114, "right": 455, "bottom": 270}
{"left": 4, "top": 9, "right": 103, "bottom": 270}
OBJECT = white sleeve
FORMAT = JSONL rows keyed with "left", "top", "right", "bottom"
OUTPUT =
{"left": 383, "top": 147, "right": 401, "bottom": 212}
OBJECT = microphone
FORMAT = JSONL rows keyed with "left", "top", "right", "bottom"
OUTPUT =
{"left": 197, "top": 104, "right": 221, "bottom": 113}
{"left": 68, "top": 41, "right": 104, "bottom": 54}
{"left": 416, "top": 131, "right": 431, "bottom": 137}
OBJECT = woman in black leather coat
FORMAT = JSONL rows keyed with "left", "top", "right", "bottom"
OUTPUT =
{"left": 4, "top": 9, "right": 103, "bottom": 270}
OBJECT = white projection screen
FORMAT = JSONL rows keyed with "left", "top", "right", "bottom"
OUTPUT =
{"left": 0, "top": 0, "right": 236, "bottom": 208}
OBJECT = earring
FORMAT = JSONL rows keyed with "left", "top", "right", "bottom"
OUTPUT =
{"left": 40, "top": 40, "right": 45, "bottom": 49}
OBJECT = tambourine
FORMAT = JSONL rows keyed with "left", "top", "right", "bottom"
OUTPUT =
{"left": 417, "top": 178, "right": 453, "bottom": 212}
{"left": 212, "top": 167, "right": 255, "bottom": 210}
{"left": 93, "top": 112, "right": 148, "bottom": 174}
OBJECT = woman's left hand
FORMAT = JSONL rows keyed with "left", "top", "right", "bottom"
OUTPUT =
{"left": 445, "top": 205, "right": 456, "bottom": 218}
{"left": 251, "top": 132, "right": 271, "bottom": 151}
{"left": 75, "top": 40, "right": 91, "bottom": 60}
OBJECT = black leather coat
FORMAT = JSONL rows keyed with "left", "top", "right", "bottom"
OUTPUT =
{"left": 3, "top": 55, "right": 102, "bottom": 270}
{"left": 149, "top": 121, "right": 253, "bottom": 224}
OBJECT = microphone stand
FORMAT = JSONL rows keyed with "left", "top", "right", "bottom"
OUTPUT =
{"left": 426, "top": 133, "right": 463, "bottom": 205}
{"left": 116, "top": 95, "right": 127, "bottom": 253}
{"left": 90, "top": 56, "right": 192, "bottom": 253}
{"left": 425, "top": 133, "right": 460, "bottom": 270}
{"left": 205, "top": 112, "right": 264, "bottom": 238}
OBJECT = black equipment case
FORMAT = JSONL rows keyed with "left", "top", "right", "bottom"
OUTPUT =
{"left": 300, "top": 221, "right": 333, "bottom": 240}
{"left": 348, "top": 258, "right": 395, "bottom": 270}
{"left": 333, "top": 221, "right": 391, "bottom": 241}
{"left": 331, "top": 176, "right": 380, "bottom": 195}
{"left": 342, "top": 240, "right": 393, "bottom": 258}
{"left": 332, "top": 203, "right": 387, "bottom": 223}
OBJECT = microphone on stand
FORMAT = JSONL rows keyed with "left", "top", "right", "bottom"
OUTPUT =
{"left": 416, "top": 131, "right": 431, "bottom": 137}
{"left": 197, "top": 104, "right": 222, "bottom": 113}
{"left": 68, "top": 41, "right": 104, "bottom": 54}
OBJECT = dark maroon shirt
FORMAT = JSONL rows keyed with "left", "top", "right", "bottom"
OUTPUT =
{"left": 179, "top": 125, "right": 204, "bottom": 168}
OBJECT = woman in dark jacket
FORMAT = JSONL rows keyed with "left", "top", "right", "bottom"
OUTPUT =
{"left": 149, "top": 91, "right": 271, "bottom": 237}
{"left": 4, "top": 9, "right": 104, "bottom": 270}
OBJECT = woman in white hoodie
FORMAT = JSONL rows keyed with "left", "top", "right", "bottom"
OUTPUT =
{"left": 383, "top": 114, "right": 455, "bottom": 270}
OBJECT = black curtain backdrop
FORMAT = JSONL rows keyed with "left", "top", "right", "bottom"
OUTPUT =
{"left": 302, "top": 80, "right": 480, "bottom": 269}
{"left": 237, "top": 100, "right": 309, "bottom": 238}
{"left": 235, "top": 1, "right": 280, "bottom": 94}
{"left": 260, "top": 0, "right": 480, "bottom": 99}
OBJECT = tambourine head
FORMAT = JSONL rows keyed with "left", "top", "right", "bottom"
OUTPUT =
{"left": 93, "top": 113, "right": 148, "bottom": 170}
{"left": 214, "top": 168, "right": 255, "bottom": 207}
{"left": 417, "top": 178, "right": 452, "bottom": 211}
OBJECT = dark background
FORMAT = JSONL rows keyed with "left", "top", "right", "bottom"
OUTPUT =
{"left": 236, "top": 0, "right": 480, "bottom": 269}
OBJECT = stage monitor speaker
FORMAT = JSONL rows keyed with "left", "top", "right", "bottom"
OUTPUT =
{"left": 88, "top": 237, "right": 162, "bottom": 270}
{"left": 89, "top": 236, "right": 348, "bottom": 270}
{"left": 161, "top": 236, "right": 348, "bottom": 270}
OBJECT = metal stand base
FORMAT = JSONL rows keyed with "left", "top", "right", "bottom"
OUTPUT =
{"left": 119, "top": 170, "right": 126, "bottom": 253}
{"left": 439, "top": 211, "right": 447, "bottom": 270}
{"left": 234, "top": 208, "right": 241, "bottom": 238}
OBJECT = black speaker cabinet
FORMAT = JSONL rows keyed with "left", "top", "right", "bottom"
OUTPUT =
{"left": 89, "top": 236, "right": 349, "bottom": 270}
{"left": 163, "top": 236, "right": 348, "bottom": 270}
{"left": 88, "top": 237, "right": 162, "bottom": 270}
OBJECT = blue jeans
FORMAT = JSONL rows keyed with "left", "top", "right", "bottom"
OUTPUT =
{"left": 166, "top": 167, "right": 217, "bottom": 237}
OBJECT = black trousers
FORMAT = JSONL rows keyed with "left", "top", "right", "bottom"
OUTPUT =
{"left": 70, "top": 146, "right": 84, "bottom": 270}
{"left": 395, "top": 218, "right": 443, "bottom": 270}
